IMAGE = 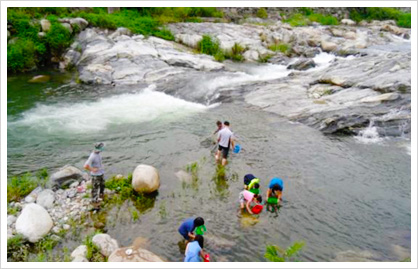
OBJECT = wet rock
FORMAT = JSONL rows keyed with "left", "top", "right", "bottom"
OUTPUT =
{"left": 132, "top": 164, "right": 160, "bottom": 193}
{"left": 36, "top": 189, "right": 55, "bottom": 209}
{"left": 50, "top": 165, "right": 88, "bottom": 190}
{"left": 60, "top": 49, "right": 81, "bottom": 70}
{"left": 108, "top": 247, "right": 164, "bottom": 262}
{"left": 92, "top": 233, "right": 119, "bottom": 257}
{"left": 71, "top": 245, "right": 88, "bottom": 258}
{"left": 243, "top": 50, "right": 259, "bottom": 62}
{"left": 16, "top": 203, "right": 53, "bottom": 243}
{"left": 28, "top": 75, "right": 50, "bottom": 83}
{"left": 287, "top": 58, "right": 316, "bottom": 71}
{"left": 40, "top": 19, "right": 51, "bottom": 32}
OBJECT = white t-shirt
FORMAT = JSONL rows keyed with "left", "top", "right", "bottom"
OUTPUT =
{"left": 217, "top": 127, "right": 233, "bottom": 148}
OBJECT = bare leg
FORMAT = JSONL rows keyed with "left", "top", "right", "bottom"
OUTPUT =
{"left": 222, "top": 158, "right": 228, "bottom": 166}
{"left": 215, "top": 150, "right": 221, "bottom": 163}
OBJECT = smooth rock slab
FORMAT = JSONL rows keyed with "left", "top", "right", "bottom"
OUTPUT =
{"left": 360, "top": 93, "right": 400, "bottom": 103}
{"left": 15, "top": 203, "right": 53, "bottom": 243}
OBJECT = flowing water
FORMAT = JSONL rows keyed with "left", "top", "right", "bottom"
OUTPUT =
{"left": 7, "top": 55, "right": 411, "bottom": 261}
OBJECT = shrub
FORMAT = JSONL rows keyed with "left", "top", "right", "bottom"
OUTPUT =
{"left": 7, "top": 39, "right": 36, "bottom": 73}
{"left": 268, "top": 42, "right": 292, "bottom": 56}
{"left": 45, "top": 23, "right": 73, "bottom": 58}
{"left": 257, "top": 8, "right": 268, "bottom": 19}
{"left": 397, "top": 13, "right": 411, "bottom": 28}
{"left": 299, "top": 7, "right": 314, "bottom": 16}
{"left": 224, "top": 43, "right": 246, "bottom": 62}
{"left": 349, "top": 7, "right": 411, "bottom": 28}
{"left": 285, "top": 13, "right": 310, "bottom": 27}
{"left": 7, "top": 234, "right": 30, "bottom": 262}
{"left": 154, "top": 27, "right": 175, "bottom": 41}
{"left": 308, "top": 13, "right": 339, "bottom": 25}
{"left": 197, "top": 35, "right": 221, "bottom": 56}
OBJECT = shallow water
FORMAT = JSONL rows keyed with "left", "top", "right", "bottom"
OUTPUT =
{"left": 7, "top": 64, "right": 411, "bottom": 261}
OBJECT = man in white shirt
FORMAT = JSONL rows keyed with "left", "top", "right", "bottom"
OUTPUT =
{"left": 215, "top": 121, "right": 235, "bottom": 166}
{"left": 84, "top": 142, "right": 105, "bottom": 210}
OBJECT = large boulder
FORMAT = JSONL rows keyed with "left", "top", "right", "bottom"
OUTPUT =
{"left": 36, "top": 189, "right": 55, "bottom": 208}
{"left": 132, "top": 165, "right": 160, "bottom": 193}
{"left": 40, "top": 19, "right": 51, "bottom": 32}
{"left": 92, "top": 234, "right": 119, "bottom": 257}
{"left": 15, "top": 203, "right": 53, "bottom": 243}
{"left": 61, "top": 23, "right": 73, "bottom": 34}
{"left": 49, "top": 165, "right": 88, "bottom": 190}
{"left": 60, "top": 49, "right": 81, "bottom": 70}
{"left": 108, "top": 247, "right": 164, "bottom": 262}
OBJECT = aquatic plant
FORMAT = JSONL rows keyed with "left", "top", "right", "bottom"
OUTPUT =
{"left": 265, "top": 241, "right": 305, "bottom": 262}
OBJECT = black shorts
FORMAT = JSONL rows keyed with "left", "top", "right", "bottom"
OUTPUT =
{"left": 218, "top": 145, "right": 230, "bottom": 159}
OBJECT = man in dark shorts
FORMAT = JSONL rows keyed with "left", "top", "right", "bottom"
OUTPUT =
{"left": 215, "top": 121, "right": 234, "bottom": 166}
{"left": 84, "top": 142, "right": 105, "bottom": 211}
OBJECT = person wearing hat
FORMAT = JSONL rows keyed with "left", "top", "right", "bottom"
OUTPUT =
{"left": 84, "top": 142, "right": 105, "bottom": 210}
{"left": 266, "top": 177, "right": 284, "bottom": 206}
{"left": 215, "top": 121, "right": 235, "bottom": 166}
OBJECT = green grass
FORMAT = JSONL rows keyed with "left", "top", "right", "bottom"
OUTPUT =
{"left": 285, "top": 12, "right": 339, "bottom": 27}
{"left": 84, "top": 232, "right": 106, "bottom": 262}
{"left": 349, "top": 7, "right": 411, "bottom": 28}
{"left": 197, "top": 35, "right": 246, "bottom": 62}
{"left": 258, "top": 54, "right": 273, "bottom": 63}
{"left": 268, "top": 42, "right": 292, "bottom": 56}
{"left": 7, "top": 173, "right": 38, "bottom": 203}
{"left": 265, "top": 241, "right": 305, "bottom": 262}
{"left": 7, "top": 234, "right": 30, "bottom": 262}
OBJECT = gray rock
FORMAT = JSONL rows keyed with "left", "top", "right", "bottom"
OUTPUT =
{"left": 287, "top": 58, "right": 316, "bottom": 71}
{"left": 36, "top": 189, "right": 55, "bottom": 208}
{"left": 92, "top": 234, "right": 119, "bottom": 257}
{"left": 109, "top": 27, "right": 132, "bottom": 39}
{"left": 50, "top": 165, "right": 88, "bottom": 190}
{"left": 52, "top": 226, "right": 61, "bottom": 234}
{"left": 15, "top": 203, "right": 53, "bottom": 243}
{"left": 72, "top": 256, "right": 89, "bottom": 262}
{"left": 7, "top": 215, "right": 17, "bottom": 226}
{"left": 63, "top": 224, "right": 71, "bottom": 230}
{"left": 341, "top": 19, "right": 356, "bottom": 26}
{"left": 360, "top": 93, "right": 400, "bottom": 103}
{"left": 321, "top": 40, "right": 338, "bottom": 52}
{"left": 71, "top": 245, "right": 88, "bottom": 258}
{"left": 60, "top": 50, "right": 81, "bottom": 70}
{"left": 69, "top": 18, "right": 89, "bottom": 30}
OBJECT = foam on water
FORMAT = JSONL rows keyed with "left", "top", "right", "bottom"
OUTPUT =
{"left": 355, "top": 122, "right": 384, "bottom": 144}
{"left": 12, "top": 85, "right": 210, "bottom": 134}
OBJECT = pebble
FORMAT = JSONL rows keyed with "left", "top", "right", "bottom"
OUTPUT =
{"left": 7, "top": 215, "right": 17, "bottom": 226}
{"left": 52, "top": 226, "right": 61, "bottom": 234}
{"left": 63, "top": 224, "right": 71, "bottom": 230}
{"left": 70, "top": 181, "right": 79, "bottom": 188}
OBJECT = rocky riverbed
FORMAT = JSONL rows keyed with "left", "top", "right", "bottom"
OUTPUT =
{"left": 59, "top": 17, "right": 410, "bottom": 137}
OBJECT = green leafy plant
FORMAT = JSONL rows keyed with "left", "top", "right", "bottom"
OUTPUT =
{"left": 224, "top": 43, "right": 246, "bottom": 62}
{"left": 268, "top": 42, "right": 292, "bottom": 56}
{"left": 84, "top": 232, "right": 106, "bottom": 262}
{"left": 45, "top": 23, "right": 73, "bottom": 58}
{"left": 265, "top": 241, "right": 305, "bottom": 262}
{"left": 7, "top": 234, "right": 30, "bottom": 262}
{"left": 7, "top": 173, "right": 38, "bottom": 203}
{"left": 197, "top": 35, "right": 221, "bottom": 56}
{"left": 349, "top": 7, "right": 410, "bottom": 28}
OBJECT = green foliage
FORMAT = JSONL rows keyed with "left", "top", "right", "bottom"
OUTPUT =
{"left": 154, "top": 27, "right": 175, "bottom": 41}
{"left": 7, "top": 234, "right": 30, "bottom": 262}
{"left": 308, "top": 13, "right": 339, "bottom": 25}
{"left": 46, "top": 23, "right": 73, "bottom": 58}
{"left": 198, "top": 35, "right": 221, "bottom": 56}
{"left": 7, "top": 173, "right": 38, "bottom": 203}
{"left": 299, "top": 7, "right": 314, "bottom": 16}
{"left": 131, "top": 208, "right": 139, "bottom": 221}
{"left": 258, "top": 54, "right": 273, "bottom": 63}
{"left": 84, "top": 233, "right": 106, "bottom": 262}
{"left": 349, "top": 7, "right": 411, "bottom": 28}
{"left": 7, "top": 39, "right": 37, "bottom": 73}
{"left": 159, "top": 201, "right": 167, "bottom": 219}
{"left": 285, "top": 13, "right": 310, "bottom": 27}
{"left": 285, "top": 12, "right": 339, "bottom": 27}
{"left": 257, "top": 8, "right": 268, "bottom": 19}
{"left": 224, "top": 43, "right": 246, "bottom": 62}
{"left": 269, "top": 42, "right": 292, "bottom": 56}
{"left": 105, "top": 175, "right": 133, "bottom": 203}
{"left": 401, "top": 257, "right": 411, "bottom": 262}
{"left": 265, "top": 241, "right": 305, "bottom": 262}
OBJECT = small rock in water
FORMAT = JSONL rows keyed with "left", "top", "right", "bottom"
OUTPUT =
{"left": 28, "top": 75, "right": 50, "bottom": 83}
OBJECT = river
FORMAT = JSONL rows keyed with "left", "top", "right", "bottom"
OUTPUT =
{"left": 7, "top": 53, "right": 411, "bottom": 261}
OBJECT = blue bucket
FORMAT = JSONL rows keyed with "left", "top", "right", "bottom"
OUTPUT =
{"left": 233, "top": 144, "right": 241, "bottom": 153}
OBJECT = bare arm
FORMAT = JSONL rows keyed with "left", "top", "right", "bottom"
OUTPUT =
{"left": 188, "top": 232, "right": 196, "bottom": 240}
{"left": 200, "top": 249, "right": 206, "bottom": 259}
{"left": 84, "top": 164, "right": 98, "bottom": 173}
